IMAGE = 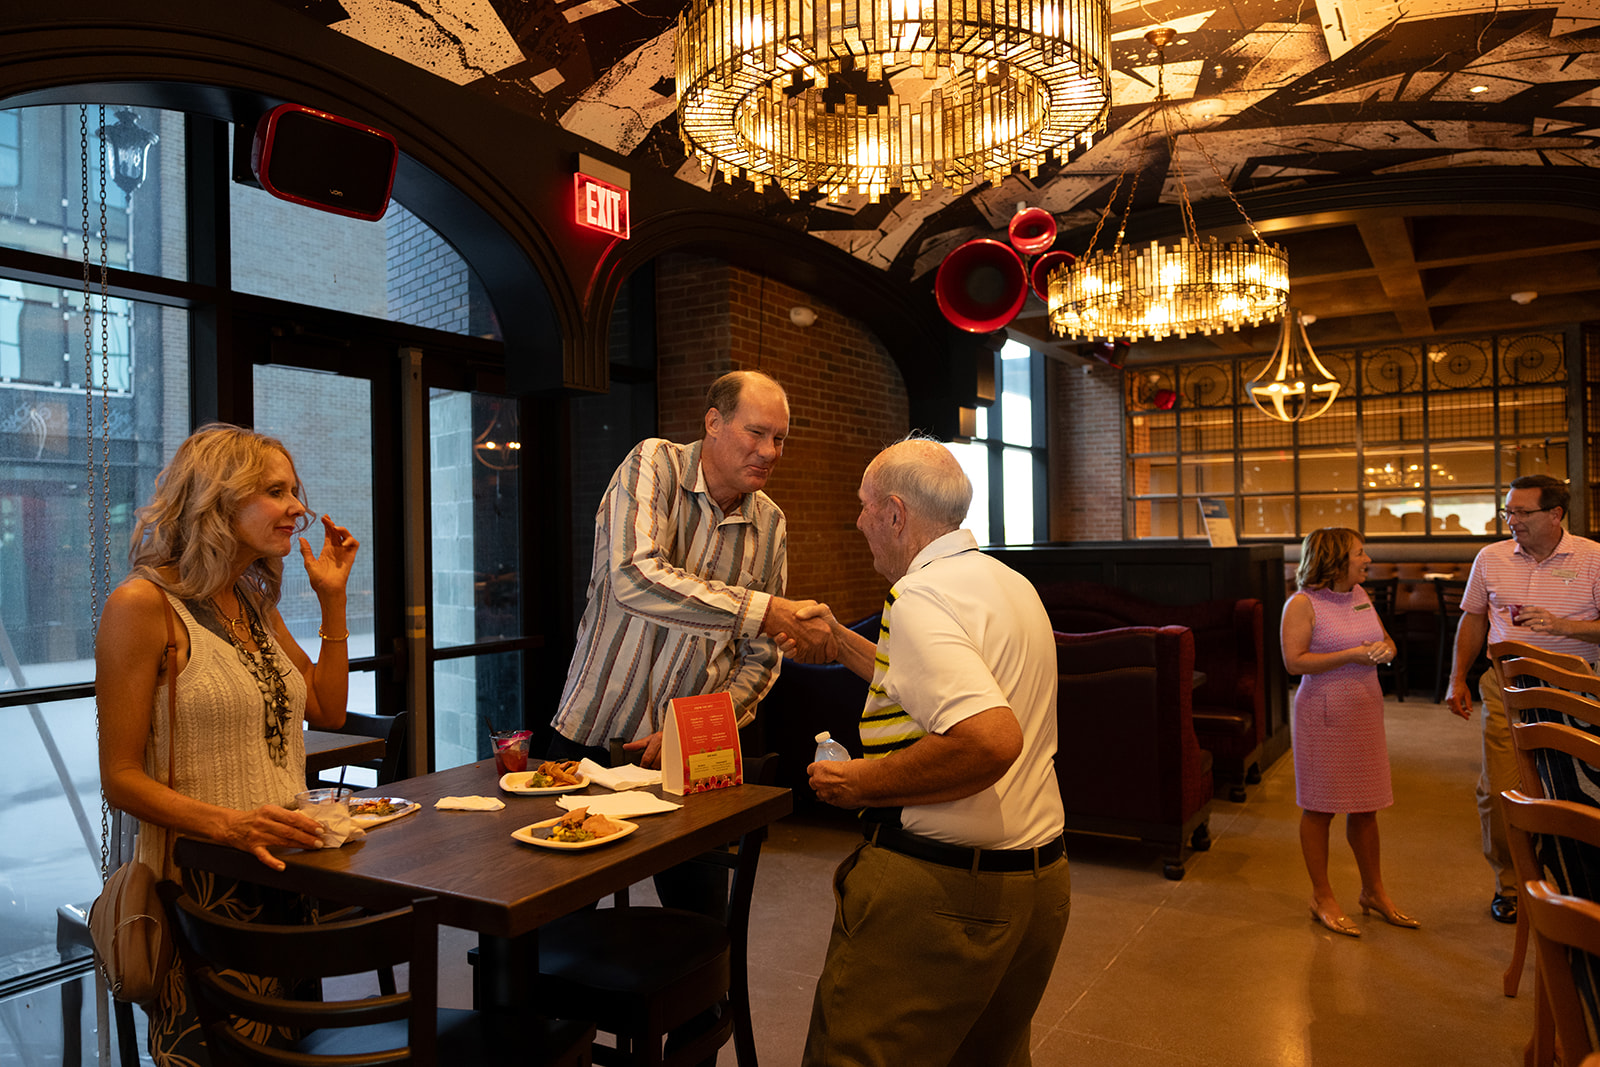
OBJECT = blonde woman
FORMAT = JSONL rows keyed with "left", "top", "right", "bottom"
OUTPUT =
{"left": 95, "top": 423, "right": 358, "bottom": 1063}
{"left": 1282, "top": 527, "right": 1416, "bottom": 937}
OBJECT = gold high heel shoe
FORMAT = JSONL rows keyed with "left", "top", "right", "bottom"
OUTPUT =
{"left": 1310, "top": 902, "right": 1361, "bottom": 937}
{"left": 1358, "top": 893, "right": 1420, "bottom": 929}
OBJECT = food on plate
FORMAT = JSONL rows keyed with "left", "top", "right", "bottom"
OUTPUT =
{"left": 349, "top": 797, "right": 408, "bottom": 817}
{"left": 524, "top": 759, "right": 583, "bottom": 789}
{"left": 547, "top": 806, "right": 625, "bottom": 843}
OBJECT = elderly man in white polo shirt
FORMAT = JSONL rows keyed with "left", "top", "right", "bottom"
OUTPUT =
{"left": 1446, "top": 474, "right": 1600, "bottom": 925}
{"left": 798, "top": 437, "right": 1069, "bottom": 1067}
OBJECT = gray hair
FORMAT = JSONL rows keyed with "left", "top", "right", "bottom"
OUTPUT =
{"left": 865, "top": 434, "right": 972, "bottom": 530}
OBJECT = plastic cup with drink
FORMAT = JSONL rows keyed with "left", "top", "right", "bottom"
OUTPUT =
{"left": 491, "top": 730, "right": 532, "bottom": 775}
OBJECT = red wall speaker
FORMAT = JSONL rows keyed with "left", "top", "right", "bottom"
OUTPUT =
{"left": 935, "top": 239, "right": 1027, "bottom": 333}
{"left": 251, "top": 104, "right": 398, "bottom": 221}
{"left": 1008, "top": 207, "right": 1058, "bottom": 256}
{"left": 1029, "top": 249, "right": 1076, "bottom": 301}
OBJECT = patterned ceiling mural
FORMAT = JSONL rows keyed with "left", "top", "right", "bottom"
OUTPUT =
{"left": 278, "top": 0, "right": 1600, "bottom": 284}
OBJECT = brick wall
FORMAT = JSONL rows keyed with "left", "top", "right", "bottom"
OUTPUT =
{"left": 1048, "top": 357, "right": 1124, "bottom": 541}
{"left": 655, "top": 253, "right": 907, "bottom": 624}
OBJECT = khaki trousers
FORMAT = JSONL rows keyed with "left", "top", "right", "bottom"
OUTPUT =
{"left": 1476, "top": 669, "right": 1521, "bottom": 898}
{"left": 802, "top": 840, "right": 1072, "bottom": 1067}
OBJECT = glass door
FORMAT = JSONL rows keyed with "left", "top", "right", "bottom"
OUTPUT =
{"left": 240, "top": 314, "right": 534, "bottom": 775}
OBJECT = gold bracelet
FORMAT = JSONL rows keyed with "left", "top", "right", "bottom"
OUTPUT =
{"left": 318, "top": 625, "right": 349, "bottom": 642}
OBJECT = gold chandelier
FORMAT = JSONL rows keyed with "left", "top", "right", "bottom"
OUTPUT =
{"left": 1246, "top": 309, "right": 1341, "bottom": 422}
{"left": 1048, "top": 29, "right": 1288, "bottom": 342}
{"left": 674, "top": 0, "right": 1113, "bottom": 202}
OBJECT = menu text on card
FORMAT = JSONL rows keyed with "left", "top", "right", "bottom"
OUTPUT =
{"left": 662, "top": 691, "right": 743, "bottom": 795}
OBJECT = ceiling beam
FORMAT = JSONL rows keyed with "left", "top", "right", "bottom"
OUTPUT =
{"left": 1357, "top": 217, "right": 1434, "bottom": 338}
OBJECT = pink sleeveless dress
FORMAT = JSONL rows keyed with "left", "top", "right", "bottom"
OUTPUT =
{"left": 1291, "top": 585, "right": 1394, "bottom": 812}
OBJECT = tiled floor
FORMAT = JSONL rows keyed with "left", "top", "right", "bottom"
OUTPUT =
{"left": 452, "top": 693, "right": 1532, "bottom": 1065}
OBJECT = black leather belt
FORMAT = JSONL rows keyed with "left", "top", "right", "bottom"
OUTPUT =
{"left": 866, "top": 825, "right": 1065, "bottom": 873}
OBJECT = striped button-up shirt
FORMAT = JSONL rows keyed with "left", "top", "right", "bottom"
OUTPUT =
{"left": 552, "top": 438, "right": 787, "bottom": 747}
{"left": 1463, "top": 530, "right": 1600, "bottom": 663}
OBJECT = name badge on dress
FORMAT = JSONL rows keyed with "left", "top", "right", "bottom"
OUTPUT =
{"left": 1353, "top": 603, "right": 1371, "bottom": 611}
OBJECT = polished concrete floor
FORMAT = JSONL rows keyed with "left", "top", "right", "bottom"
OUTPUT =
{"left": 8, "top": 693, "right": 1530, "bottom": 1065}
{"left": 434, "top": 692, "right": 1536, "bottom": 1065}
{"left": 729, "top": 694, "right": 1533, "bottom": 1066}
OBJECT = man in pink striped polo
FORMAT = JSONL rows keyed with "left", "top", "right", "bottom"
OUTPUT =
{"left": 1446, "top": 475, "right": 1600, "bottom": 925}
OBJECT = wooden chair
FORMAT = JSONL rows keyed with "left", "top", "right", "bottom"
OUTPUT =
{"left": 313, "top": 710, "right": 411, "bottom": 789}
{"left": 1502, "top": 682, "right": 1600, "bottom": 1001}
{"left": 1525, "top": 878, "right": 1600, "bottom": 1067}
{"left": 533, "top": 754, "right": 779, "bottom": 1067}
{"left": 159, "top": 881, "right": 594, "bottom": 1066}
{"left": 1363, "top": 577, "right": 1407, "bottom": 700}
{"left": 1504, "top": 781, "right": 1600, "bottom": 1067}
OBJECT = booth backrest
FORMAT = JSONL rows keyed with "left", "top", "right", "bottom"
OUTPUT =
{"left": 1037, "top": 580, "right": 1262, "bottom": 725}
{"left": 1053, "top": 625, "right": 1210, "bottom": 827}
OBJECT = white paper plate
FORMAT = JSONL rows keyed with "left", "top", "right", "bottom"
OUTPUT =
{"left": 512, "top": 815, "right": 638, "bottom": 850}
{"left": 348, "top": 797, "right": 420, "bottom": 827}
{"left": 499, "top": 771, "right": 591, "bottom": 795}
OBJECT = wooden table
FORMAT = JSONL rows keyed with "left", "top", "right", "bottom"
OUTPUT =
{"left": 303, "top": 729, "right": 387, "bottom": 778}
{"left": 174, "top": 760, "right": 793, "bottom": 1008}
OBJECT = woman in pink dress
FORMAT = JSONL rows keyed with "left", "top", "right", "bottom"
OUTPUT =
{"left": 1282, "top": 527, "right": 1417, "bottom": 937}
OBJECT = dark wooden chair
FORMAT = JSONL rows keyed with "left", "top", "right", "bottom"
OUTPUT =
{"left": 1362, "top": 576, "right": 1407, "bottom": 700}
{"left": 159, "top": 881, "right": 594, "bottom": 1066}
{"left": 313, "top": 710, "right": 411, "bottom": 789}
{"left": 1433, "top": 578, "right": 1485, "bottom": 704}
{"left": 1503, "top": 790, "right": 1600, "bottom": 1067}
{"left": 533, "top": 754, "right": 779, "bottom": 1067}
{"left": 54, "top": 902, "right": 140, "bottom": 1066}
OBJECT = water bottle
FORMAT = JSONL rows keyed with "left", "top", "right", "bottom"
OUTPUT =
{"left": 814, "top": 731, "right": 850, "bottom": 763}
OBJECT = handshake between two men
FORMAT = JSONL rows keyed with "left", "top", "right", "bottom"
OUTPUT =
{"left": 764, "top": 597, "right": 841, "bottom": 664}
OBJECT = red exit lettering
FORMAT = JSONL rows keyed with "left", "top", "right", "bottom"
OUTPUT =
{"left": 574, "top": 173, "right": 629, "bottom": 239}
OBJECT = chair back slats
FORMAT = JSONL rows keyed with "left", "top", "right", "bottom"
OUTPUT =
{"left": 1500, "top": 655, "right": 1600, "bottom": 701}
{"left": 169, "top": 893, "right": 417, "bottom": 979}
{"left": 1503, "top": 684, "right": 1600, "bottom": 808}
{"left": 1524, "top": 880, "right": 1600, "bottom": 1061}
{"left": 1491, "top": 642, "right": 1594, "bottom": 688}
{"left": 160, "top": 882, "right": 442, "bottom": 1067}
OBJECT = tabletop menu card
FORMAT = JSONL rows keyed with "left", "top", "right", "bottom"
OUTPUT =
{"left": 662, "top": 691, "right": 743, "bottom": 795}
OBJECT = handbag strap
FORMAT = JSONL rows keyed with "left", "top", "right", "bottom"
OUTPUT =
{"left": 158, "top": 594, "right": 179, "bottom": 871}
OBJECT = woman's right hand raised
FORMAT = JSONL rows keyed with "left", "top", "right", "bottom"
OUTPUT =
{"left": 218, "top": 804, "right": 325, "bottom": 871}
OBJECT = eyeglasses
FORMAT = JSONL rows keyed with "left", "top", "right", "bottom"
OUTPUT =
{"left": 1501, "top": 507, "right": 1555, "bottom": 521}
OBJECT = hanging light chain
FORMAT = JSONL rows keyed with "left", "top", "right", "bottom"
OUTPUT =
{"left": 96, "top": 106, "right": 113, "bottom": 641}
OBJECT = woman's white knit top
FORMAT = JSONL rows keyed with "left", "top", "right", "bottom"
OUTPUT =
{"left": 136, "top": 592, "right": 307, "bottom": 876}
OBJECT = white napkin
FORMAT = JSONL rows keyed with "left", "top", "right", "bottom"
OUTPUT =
{"left": 434, "top": 796, "right": 506, "bottom": 811}
{"left": 578, "top": 758, "right": 662, "bottom": 791}
{"left": 556, "top": 792, "right": 681, "bottom": 819}
{"left": 304, "top": 805, "right": 366, "bottom": 848}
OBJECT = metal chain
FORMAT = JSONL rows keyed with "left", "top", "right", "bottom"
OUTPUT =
{"left": 1179, "top": 107, "right": 1269, "bottom": 244}
{"left": 81, "top": 106, "right": 110, "bottom": 884}
{"left": 97, "top": 106, "right": 112, "bottom": 637}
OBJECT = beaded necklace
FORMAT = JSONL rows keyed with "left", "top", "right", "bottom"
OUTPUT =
{"left": 211, "top": 589, "right": 293, "bottom": 768}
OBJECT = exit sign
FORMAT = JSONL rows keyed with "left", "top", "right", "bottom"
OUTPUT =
{"left": 575, "top": 172, "right": 629, "bottom": 239}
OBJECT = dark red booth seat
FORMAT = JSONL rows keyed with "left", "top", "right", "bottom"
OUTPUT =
{"left": 1054, "top": 626, "right": 1213, "bottom": 879}
{"left": 1039, "top": 580, "right": 1265, "bottom": 802}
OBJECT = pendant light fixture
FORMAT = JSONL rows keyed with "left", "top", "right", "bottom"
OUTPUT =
{"left": 1246, "top": 310, "right": 1341, "bottom": 423}
{"left": 1047, "top": 29, "right": 1288, "bottom": 342}
{"left": 674, "top": 0, "right": 1114, "bottom": 202}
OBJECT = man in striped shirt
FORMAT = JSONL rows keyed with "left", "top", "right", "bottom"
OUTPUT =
{"left": 550, "top": 370, "right": 835, "bottom": 772}
{"left": 1446, "top": 474, "right": 1600, "bottom": 924}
